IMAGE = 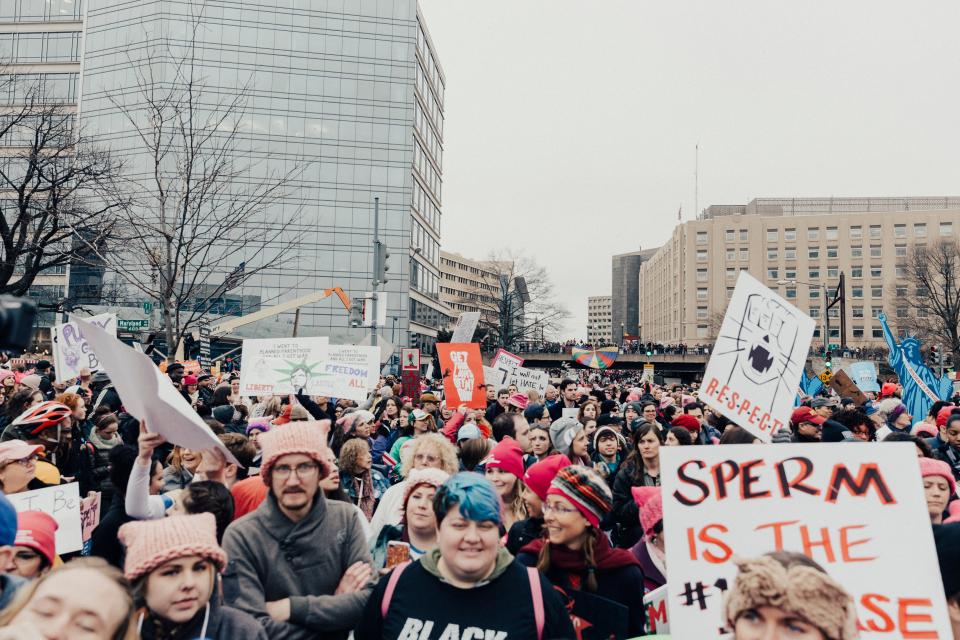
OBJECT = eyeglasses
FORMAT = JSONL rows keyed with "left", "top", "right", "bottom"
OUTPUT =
{"left": 13, "top": 454, "right": 38, "bottom": 467}
{"left": 542, "top": 503, "right": 579, "bottom": 515}
{"left": 272, "top": 462, "right": 319, "bottom": 478}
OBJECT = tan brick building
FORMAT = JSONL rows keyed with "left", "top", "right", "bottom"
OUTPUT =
{"left": 439, "top": 250, "right": 512, "bottom": 332}
{"left": 639, "top": 197, "right": 960, "bottom": 346}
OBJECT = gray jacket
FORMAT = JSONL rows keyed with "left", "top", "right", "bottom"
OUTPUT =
{"left": 221, "top": 491, "right": 374, "bottom": 639}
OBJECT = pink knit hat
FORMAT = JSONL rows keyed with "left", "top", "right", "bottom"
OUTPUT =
{"left": 632, "top": 486, "right": 663, "bottom": 538}
{"left": 919, "top": 457, "right": 957, "bottom": 496}
{"left": 259, "top": 420, "right": 332, "bottom": 485}
{"left": 484, "top": 437, "right": 525, "bottom": 481}
{"left": 118, "top": 513, "right": 227, "bottom": 581}
{"left": 401, "top": 467, "right": 450, "bottom": 514}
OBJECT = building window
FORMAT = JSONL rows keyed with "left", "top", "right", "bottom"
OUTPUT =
{"left": 827, "top": 267, "right": 839, "bottom": 278}
{"left": 851, "top": 267, "right": 863, "bottom": 278}
{"left": 810, "top": 308, "right": 820, "bottom": 318}
{"left": 894, "top": 224, "right": 906, "bottom": 238}
{"left": 785, "top": 248, "right": 796, "bottom": 260}
{"left": 809, "top": 268, "right": 820, "bottom": 279}
{"left": 918, "top": 308, "right": 929, "bottom": 318}
{"left": 896, "top": 286, "right": 907, "bottom": 296}
{"left": 785, "top": 288, "right": 797, "bottom": 299}
{"left": 915, "top": 223, "right": 927, "bottom": 237}
{"left": 696, "top": 231, "right": 708, "bottom": 244}
{"left": 807, "top": 228, "right": 820, "bottom": 241}
{"left": 918, "top": 286, "right": 930, "bottom": 296}
{"left": 853, "top": 327, "right": 864, "bottom": 338}
{"left": 813, "top": 328, "right": 821, "bottom": 338}
{"left": 871, "top": 308, "right": 881, "bottom": 318}
{"left": 871, "top": 286, "right": 883, "bottom": 298}
{"left": 809, "top": 288, "right": 820, "bottom": 299}
{"left": 726, "top": 268, "right": 736, "bottom": 279}
{"left": 852, "top": 286, "right": 863, "bottom": 298}
{"left": 851, "top": 246, "right": 862, "bottom": 258}
{"left": 696, "top": 250, "right": 707, "bottom": 261}
{"left": 726, "top": 249, "right": 736, "bottom": 261}
{"left": 767, "top": 268, "right": 779, "bottom": 279}
{"left": 784, "top": 269, "right": 796, "bottom": 280}
{"left": 870, "top": 266, "right": 882, "bottom": 278}
{"left": 727, "top": 287, "right": 735, "bottom": 299}
{"left": 696, "top": 269, "right": 708, "bottom": 282}
{"left": 697, "top": 326, "right": 708, "bottom": 338}
{"left": 784, "top": 228, "right": 797, "bottom": 241}
{"left": 895, "top": 266, "right": 907, "bottom": 278}
{"left": 767, "top": 249, "right": 778, "bottom": 260}
{"left": 827, "top": 246, "right": 838, "bottom": 258}
{"left": 872, "top": 328, "right": 883, "bottom": 338}
{"left": 739, "top": 248, "right": 749, "bottom": 261}
{"left": 941, "top": 222, "right": 953, "bottom": 236}
{"left": 808, "top": 248, "right": 820, "bottom": 259}
{"left": 697, "top": 307, "right": 708, "bottom": 320}
{"left": 739, "top": 229, "right": 749, "bottom": 242}
{"left": 870, "top": 245, "right": 882, "bottom": 258}
{"left": 697, "top": 288, "right": 708, "bottom": 300}
{"left": 895, "top": 245, "right": 907, "bottom": 258}
{"left": 896, "top": 307, "right": 908, "bottom": 318}
{"left": 766, "top": 229, "right": 778, "bottom": 242}
{"left": 852, "top": 306, "right": 864, "bottom": 318}
{"left": 725, "top": 229, "right": 735, "bottom": 242}
{"left": 826, "top": 227, "right": 838, "bottom": 240}
{"left": 850, "top": 227, "right": 862, "bottom": 240}
{"left": 869, "top": 225, "right": 882, "bottom": 239}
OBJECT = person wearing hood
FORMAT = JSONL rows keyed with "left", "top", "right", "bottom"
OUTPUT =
{"left": 549, "top": 416, "right": 591, "bottom": 466}
{"left": 119, "top": 513, "right": 266, "bottom": 640}
{"left": 506, "top": 454, "right": 570, "bottom": 554}
{"left": 355, "top": 472, "right": 575, "bottom": 640}
{"left": 517, "top": 465, "right": 646, "bottom": 637}
{"left": 875, "top": 397, "right": 913, "bottom": 440}
{"left": 628, "top": 487, "right": 666, "bottom": 594}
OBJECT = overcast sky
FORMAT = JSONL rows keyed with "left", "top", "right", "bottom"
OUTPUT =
{"left": 418, "top": 0, "right": 960, "bottom": 339}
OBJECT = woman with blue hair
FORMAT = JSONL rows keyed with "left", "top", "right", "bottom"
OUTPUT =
{"left": 355, "top": 473, "right": 574, "bottom": 640}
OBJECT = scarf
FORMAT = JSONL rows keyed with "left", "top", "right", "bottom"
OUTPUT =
{"left": 645, "top": 540, "right": 666, "bottom": 578}
{"left": 352, "top": 471, "right": 376, "bottom": 520}
{"left": 520, "top": 531, "right": 640, "bottom": 575}
{"left": 88, "top": 430, "right": 122, "bottom": 451}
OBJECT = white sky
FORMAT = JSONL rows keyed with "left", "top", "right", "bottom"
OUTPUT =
{"left": 419, "top": 0, "right": 960, "bottom": 339}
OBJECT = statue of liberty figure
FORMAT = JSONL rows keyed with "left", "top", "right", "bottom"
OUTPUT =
{"left": 877, "top": 311, "right": 953, "bottom": 422}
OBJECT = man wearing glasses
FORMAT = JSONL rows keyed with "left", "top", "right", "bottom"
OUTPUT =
{"left": 222, "top": 421, "right": 374, "bottom": 639}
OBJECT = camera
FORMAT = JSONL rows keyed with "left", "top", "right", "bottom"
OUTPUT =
{"left": 0, "top": 295, "right": 37, "bottom": 352}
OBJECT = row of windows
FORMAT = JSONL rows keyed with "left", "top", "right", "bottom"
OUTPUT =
{"left": 413, "top": 181, "right": 440, "bottom": 235}
{"left": 697, "top": 243, "right": 914, "bottom": 262}
{"left": 0, "top": 0, "right": 82, "bottom": 21}
{"left": 0, "top": 31, "right": 81, "bottom": 64}
{"left": 440, "top": 286, "right": 495, "bottom": 305}
{"left": 0, "top": 73, "right": 77, "bottom": 104}
{"left": 411, "top": 218, "right": 439, "bottom": 265}
{"left": 414, "top": 100, "right": 442, "bottom": 168}
{"left": 413, "top": 139, "right": 441, "bottom": 201}
{"left": 441, "top": 271, "right": 496, "bottom": 293}
{"left": 415, "top": 59, "right": 443, "bottom": 136}
{"left": 439, "top": 257, "right": 497, "bottom": 279}
{"left": 415, "top": 21, "right": 444, "bottom": 106}
{"left": 699, "top": 222, "right": 953, "bottom": 244}
{"left": 409, "top": 260, "right": 439, "bottom": 300}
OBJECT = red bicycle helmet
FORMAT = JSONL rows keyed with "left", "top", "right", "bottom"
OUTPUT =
{"left": 11, "top": 401, "right": 72, "bottom": 436}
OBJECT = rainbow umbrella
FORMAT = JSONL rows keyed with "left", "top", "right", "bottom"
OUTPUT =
{"left": 571, "top": 346, "right": 619, "bottom": 369}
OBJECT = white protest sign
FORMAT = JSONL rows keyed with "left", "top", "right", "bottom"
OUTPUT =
{"left": 641, "top": 363, "right": 655, "bottom": 384}
{"left": 483, "top": 366, "right": 505, "bottom": 389}
{"left": 644, "top": 585, "right": 670, "bottom": 634}
{"left": 508, "top": 366, "right": 549, "bottom": 397}
{"left": 699, "top": 271, "right": 815, "bottom": 442}
{"left": 53, "top": 313, "right": 117, "bottom": 381}
{"left": 9, "top": 483, "right": 82, "bottom": 554}
{"left": 450, "top": 312, "right": 481, "bottom": 344}
{"left": 314, "top": 345, "right": 380, "bottom": 402}
{"left": 77, "top": 319, "right": 238, "bottom": 465}
{"left": 661, "top": 443, "right": 950, "bottom": 639}
{"left": 491, "top": 348, "right": 523, "bottom": 388}
{"left": 237, "top": 337, "right": 329, "bottom": 396}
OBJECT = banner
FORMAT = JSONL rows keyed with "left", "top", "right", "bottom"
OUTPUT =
{"left": 507, "top": 366, "right": 549, "bottom": 397}
{"left": 450, "top": 312, "right": 481, "bottom": 344}
{"left": 237, "top": 337, "right": 329, "bottom": 396}
{"left": 8, "top": 483, "right": 82, "bottom": 554}
{"left": 849, "top": 361, "right": 881, "bottom": 393}
{"left": 644, "top": 585, "right": 670, "bottom": 634}
{"left": 436, "top": 343, "right": 486, "bottom": 409}
{"left": 313, "top": 345, "right": 380, "bottom": 402}
{"left": 660, "top": 443, "right": 950, "bottom": 639}
{"left": 52, "top": 313, "right": 117, "bottom": 381}
{"left": 78, "top": 318, "right": 239, "bottom": 465}
{"left": 699, "top": 272, "right": 816, "bottom": 442}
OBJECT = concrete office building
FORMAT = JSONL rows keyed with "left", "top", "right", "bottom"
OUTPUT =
{"left": 76, "top": 0, "right": 447, "bottom": 350}
{"left": 439, "top": 250, "right": 512, "bottom": 334}
{"left": 639, "top": 197, "right": 960, "bottom": 346}
{"left": 611, "top": 248, "right": 658, "bottom": 343}
{"left": 587, "top": 295, "right": 612, "bottom": 344}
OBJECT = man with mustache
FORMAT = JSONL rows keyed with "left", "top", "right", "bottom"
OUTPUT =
{"left": 221, "top": 421, "right": 374, "bottom": 639}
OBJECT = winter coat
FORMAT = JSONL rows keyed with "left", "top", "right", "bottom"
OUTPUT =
{"left": 138, "top": 595, "right": 267, "bottom": 640}
{"left": 611, "top": 460, "right": 658, "bottom": 548}
{"left": 506, "top": 516, "right": 544, "bottom": 555}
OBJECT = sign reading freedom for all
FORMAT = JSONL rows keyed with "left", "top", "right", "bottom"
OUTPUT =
{"left": 660, "top": 443, "right": 950, "bottom": 639}
{"left": 700, "top": 271, "right": 815, "bottom": 442}
{"left": 313, "top": 345, "right": 379, "bottom": 402}
{"left": 238, "top": 337, "right": 329, "bottom": 396}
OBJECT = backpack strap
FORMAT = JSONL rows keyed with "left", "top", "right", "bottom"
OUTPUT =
{"left": 380, "top": 561, "right": 410, "bottom": 619}
{"left": 526, "top": 567, "right": 545, "bottom": 640}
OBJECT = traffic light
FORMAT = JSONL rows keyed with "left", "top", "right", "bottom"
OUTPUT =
{"left": 824, "top": 355, "right": 832, "bottom": 370}
{"left": 374, "top": 241, "right": 390, "bottom": 284}
{"left": 930, "top": 345, "right": 939, "bottom": 365}
{"left": 646, "top": 350, "right": 652, "bottom": 357}
{"left": 349, "top": 299, "right": 364, "bottom": 328}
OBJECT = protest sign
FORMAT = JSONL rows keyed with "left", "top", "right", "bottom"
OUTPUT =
{"left": 450, "top": 312, "right": 481, "bottom": 344}
{"left": 829, "top": 369, "right": 869, "bottom": 405}
{"left": 401, "top": 348, "right": 420, "bottom": 371}
{"left": 660, "top": 443, "right": 950, "bottom": 639}
{"left": 53, "top": 313, "right": 117, "bottom": 381}
{"left": 644, "top": 585, "right": 670, "bottom": 634}
{"left": 78, "top": 318, "right": 238, "bottom": 464}
{"left": 699, "top": 272, "right": 815, "bottom": 442}
{"left": 436, "top": 343, "right": 486, "bottom": 409}
{"left": 313, "top": 345, "right": 379, "bottom": 402}
{"left": 483, "top": 365, "right": 506, "bottom": 389}
{"left": 237, "top": 337, "right": 329, "bottom": 396}
{"left": 562, "top": 407, "right": 580, "bottom": 420}
{"left": 507, "top": 366, "right": 549, "bottom": 397}
{"left": 401, "top": 370, "right": 419, "bottom": 400}
{"left": 9, "top": 483, "right": 82, "bottom": 554}
{"left": 80, "top": 492, "right": 101, "bottom": 543}
{"left": 491, "top": 348, "right": 523, "bottom": 387}
{"left": 849, "top": 361, "right": 881, "bottom": 393}
{"left": 641, "top": 363, "right": 655, "bottom": 383}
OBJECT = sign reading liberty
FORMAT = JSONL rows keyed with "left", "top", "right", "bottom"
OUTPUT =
{"left": 877, "top": 311, "right": 952, "bottom": 421}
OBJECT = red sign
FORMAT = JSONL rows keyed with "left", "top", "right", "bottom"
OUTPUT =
{"left": 401, "top": 370, "right": 419, "bottom": 401}
{"left": 436, "top": 343, "right": 486, "bottom": 409}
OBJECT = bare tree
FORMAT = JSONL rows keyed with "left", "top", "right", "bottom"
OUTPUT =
{"left": 82, "top": 20, "right": 305, "bottom": 361}
{"left": 900, "top": 240, "right": 960, "bottom": 363}
{"left": 0, "top": 83, "right": 121, "bottom": 300}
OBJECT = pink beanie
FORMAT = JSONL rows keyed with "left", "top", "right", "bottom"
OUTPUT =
{"left": 632, "top": 486, "right": 664, "bottom": 538}
{"left": 259, "top": 421, "right": 332, "bottom": 485}
{"left": 402, "top": 467, "right": 450, "bottom": 513}
{"left": 484, "top": 437, "right": 525, "bottom": 481}
{"left": 659, "top": 397, "right": 675, "bottom": 410}
{"left": 523, "top": 454, "right": 571, "bottom": 501}
{"left": 919, "top": 457, "right": 957, "bottom": 496}
{"left": 118, "top": 513, "right": 227, "bottom": 581}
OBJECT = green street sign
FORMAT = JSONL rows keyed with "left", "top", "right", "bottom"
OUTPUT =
{"left": 118, "top": 319, "right": 149, "bottom": 331}
{"left": 143, "top": 301, "right": 153, "bottom": 314}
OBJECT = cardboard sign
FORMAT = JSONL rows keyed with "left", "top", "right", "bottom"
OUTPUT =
{"left": 9, "top": 483, "right": 82, "bottom": 554}
{"left": 699, "top": 272, "right": 816, "bottom": 443}
{"left": 660, "top": 443, "right": 950, "bottom": 639}
{"left": 53, "top": 313, "right": 117, "bottom": 381}
{"left": 507, "top": 366, "right": 549, "bottom": 397}
{"left": 491, "top": 348, "right": 523, "bottom": 389}
{"left": 849, "top": 361, "right": 881, "bottom": 393}
{"left": 436, "top": 343, "right": 486, "bottom": 409}
{"left": 644, "top": 585, "right": 670, "bottom": 634}
{"left": 641, "top": 363, "right": 655, "bottom": 383}
{"left": 237, "top": 337, "right": 329, "bottom": 396}
{"left": 829, "top": 369, "right": 869, "bottom": 405}
{"left": 78, "top": 318, "right": 239, "bottom": 465}
{"left": 401, "top": 348, "right": 420, "bottom": 372}
{"left": 313, "top": 345, "right": 380, "bottom": 402}
{"left": 483, "top": 366, "right": 506, "bottom": 390}
{"left": 450, "top": 312, "right": 481, "bottom": 344}
{"left": 80, "top": 492, "right": 102, "bottom": 543}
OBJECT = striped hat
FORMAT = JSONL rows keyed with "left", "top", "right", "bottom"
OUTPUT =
{"left": 547, "top": 465, "right": 612, "bottom": 528}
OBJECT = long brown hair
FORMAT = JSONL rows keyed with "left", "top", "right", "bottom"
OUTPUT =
{"left": 536, "top": 527, "right": 600, "bottom": 592}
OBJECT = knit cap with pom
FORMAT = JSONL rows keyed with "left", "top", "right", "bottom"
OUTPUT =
{"left": 118, "top": 513, "right": 227, "bottom": 581}
{"left": 547, "top": 465, "right": 612, "bottom": 529}
{"left": 258, "top": 420, "right": 332, "bottom": 485}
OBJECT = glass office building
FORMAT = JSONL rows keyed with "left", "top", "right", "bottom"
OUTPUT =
{"left": 80, "top": 0, "right": 448, "bottom": 350}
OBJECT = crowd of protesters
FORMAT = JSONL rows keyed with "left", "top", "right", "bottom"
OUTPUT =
{"left": 0, "top": 351, "right": 957, "bottom": 638}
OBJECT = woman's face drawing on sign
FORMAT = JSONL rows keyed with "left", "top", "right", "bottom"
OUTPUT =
{"left": 290, "top": 367, "right": 309, "bottom": 390}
